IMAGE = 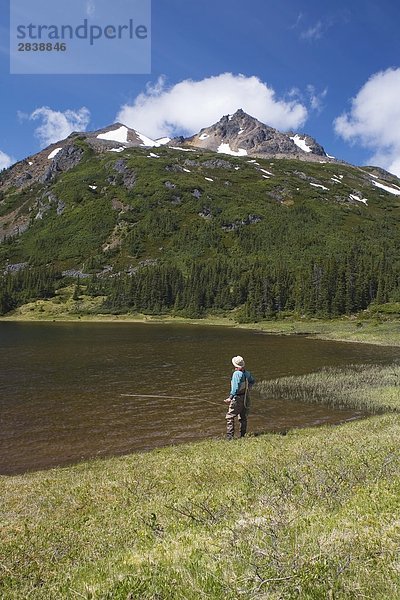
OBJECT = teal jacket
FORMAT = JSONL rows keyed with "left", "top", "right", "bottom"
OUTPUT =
{"left": 229, "top": 369, "right": 255, "bottom": 399}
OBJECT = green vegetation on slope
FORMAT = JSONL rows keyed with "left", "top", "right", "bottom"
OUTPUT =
{"left": 1, "top": 145, "right": 400, "bottom": 318}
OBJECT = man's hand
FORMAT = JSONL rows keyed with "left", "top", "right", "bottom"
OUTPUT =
{"left": 224, "top": 397, "right": 231, "bottom": 404}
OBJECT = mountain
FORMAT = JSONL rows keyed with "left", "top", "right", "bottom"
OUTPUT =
{"left": 1, "top": 112, "right": 400, "bottom": 319}
{"left": 0, "top": 110, "right": 332, "bottom": 196}
{"left": 0, "top": 123, "right": 171, "bottom": 194}
{"left": 181, "top": 109, "right": 328, "bottom": 160}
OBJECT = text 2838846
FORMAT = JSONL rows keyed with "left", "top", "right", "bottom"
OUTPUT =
{"left": 17, "top": 42, "right": 67, "bottom": 52}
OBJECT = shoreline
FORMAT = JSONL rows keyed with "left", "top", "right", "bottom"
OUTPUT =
{"left": 1, "top": 309, "right": 400, "bottom": 347}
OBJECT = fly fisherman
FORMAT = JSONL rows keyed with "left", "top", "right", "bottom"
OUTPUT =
{"left": 224, "top": 356, "right": 255, "bottom": 440}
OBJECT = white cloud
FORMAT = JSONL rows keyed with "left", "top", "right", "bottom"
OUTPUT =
{"left": 0, "top": 150, "right": 14, "bottom": 170}
{"left": 300, "top": 21, "right": 323, "bottom": 41}
{"left": 22, "top": 106, "right": 91, "bottom": 147}
{"left": 307, "top": 85, "right": 328, "bottom": 113}
{"left": 116, "top": 73, "right": 308, "bottom": 139}
{"left": 289, "top": 12, "right": 304, "bottom": 30}
{"left": 298, "top": 12, "right": 350, "bottom": 42}
{"left": 334, "top": 68, "right": 400, "bottom": 176}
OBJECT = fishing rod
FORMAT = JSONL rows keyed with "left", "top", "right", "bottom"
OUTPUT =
{"left": 121, "top": 393, "right": 195, "bottom": 400}
{"left": 121, "top": 393, "right": 222, "bottom": 407}
{"left": 120, "top": 393, "right": 267, "bottom": 415}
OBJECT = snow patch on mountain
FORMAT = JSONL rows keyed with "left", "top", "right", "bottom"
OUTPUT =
{"left": 137, "top": 132, "right": 159, "bottom": 147}
{"left": 97, "top": 125, "right": 161, "bottom": 148}
{"left": 156, "top": 137, "right": 171, "bottom": 145}
{"left": 290, "top": 135, "right": 312, "bottom": 153}
{"left": 217, "top": 143, "right": 247, "bottom": 157}
{"left": 170, "top": 147, "right": 196, "bottom": 152}
{"left": 48, "top": 148, "right": 62, "bottom": 159}
{"left": 350, "top": 193, "right": 368, "bottom": 205}
{"left": 310, "top": 182, "right": 329, "bottom": 191}
{"left": 372, "top": 180, "right": 400, "bottom": 195}
{"left": 97, "top": 126, "right": 128, "bottom": 144}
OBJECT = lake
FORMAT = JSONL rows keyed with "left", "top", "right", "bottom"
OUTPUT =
{"left": 1, "top": 321, "right": 399, "bottom": 475}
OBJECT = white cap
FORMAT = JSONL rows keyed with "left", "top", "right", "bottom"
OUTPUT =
{"left": 232, "top": 355, "right": 245, "bottom": 368}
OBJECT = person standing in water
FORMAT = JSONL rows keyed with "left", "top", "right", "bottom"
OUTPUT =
{"left": 224, "top": 355, "right": 255, "bottom": 440}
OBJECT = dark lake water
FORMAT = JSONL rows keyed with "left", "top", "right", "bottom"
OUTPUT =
{"left": 1, "top": 321, "right": 400, "bottom": 475}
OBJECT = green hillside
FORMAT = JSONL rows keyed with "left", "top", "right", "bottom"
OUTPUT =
{"left": 1, "top": 140, "right": 400, "bottom": 318}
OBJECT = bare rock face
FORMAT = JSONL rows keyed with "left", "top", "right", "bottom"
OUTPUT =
{"left": 40, "top": 145, "right": 84, "bottom": 183}
{"left": 111, "top": 159, "right": 136, "bottom": 189}
{"left": 182, "top": 109, "right": 328, "bottom": 160}
{"left": 14, "top": 173, "right": 33, "bottom": 187}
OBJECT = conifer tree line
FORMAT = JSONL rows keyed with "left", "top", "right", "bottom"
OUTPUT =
{"left": 0, "top": 241, "right": 399, "bottom": 319}
{"left": 0, "top": 267, "right": 59, "bottom": 315}
{"left": 99, "top": 244, "right": 397, "bottom": 319}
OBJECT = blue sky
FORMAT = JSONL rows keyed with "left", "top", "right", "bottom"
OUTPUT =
{"left": 1, "top": 0, "right": 400, "bottom": 175}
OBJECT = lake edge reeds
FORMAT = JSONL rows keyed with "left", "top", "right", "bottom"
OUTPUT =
{"left": 257, "top": 363, "right": 400, "bottom": 414}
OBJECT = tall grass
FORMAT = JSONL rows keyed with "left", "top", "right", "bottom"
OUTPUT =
{"left": 257, "top": 363, "right": 400, "bottom": 413}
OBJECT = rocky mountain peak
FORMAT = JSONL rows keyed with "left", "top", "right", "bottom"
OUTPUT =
{"left": 184, "top": 109, "right": 328, "bottom": 160}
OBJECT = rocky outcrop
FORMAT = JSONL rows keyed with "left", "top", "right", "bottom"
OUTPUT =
{"left": 183, "top": 158, "right": 233, "bottom": 170}
{"left": 198, "top": 207, "right": 212, "bottom": 220}
{"left": 164, "top": 181, "right": 176, "bottom": 189}
{"left": 222, "top": 213, "right": 263, "bottom": 231}
{"left": 14, "top": 173, "right": 33, "bottom": 187}
{"left": 40, "top": 145, "right": 84, "bottom": 183}
{"left": 109, "top": 159, "right": 136, "bottom": 189}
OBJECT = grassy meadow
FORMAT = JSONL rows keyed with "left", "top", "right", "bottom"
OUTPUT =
{"left": 1, "top": 364, "right": 400, "bottom": 599}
